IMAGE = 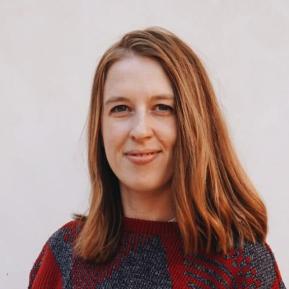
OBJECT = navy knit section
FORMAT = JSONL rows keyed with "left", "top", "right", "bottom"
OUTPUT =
{"left": 185, "top": 267, "right": 230, "bottom": 289}
{"left": 185, "top": 255, "right": 233, "bottom": 289}
{"left": 187, "top": 254, "right": 233, "bottom": 278}
{"left": 242, "top": 242, "right": 277, "bottom": 288}
{"left": 99, "top": 236, "right": 172, "bottom": 289}
{"left": 48, "top": 226, "right": 73, "bottom": 289}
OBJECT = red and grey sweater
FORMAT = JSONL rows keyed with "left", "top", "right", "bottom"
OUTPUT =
{"left": 28, "top": 217, "right": 286, "bottom": 289}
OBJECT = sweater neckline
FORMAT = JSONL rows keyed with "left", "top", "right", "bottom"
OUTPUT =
{"left": 122, "top": 216, "right": 180, "bottom": 236}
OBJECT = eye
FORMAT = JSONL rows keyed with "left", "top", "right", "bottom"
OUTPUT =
{"left": 155, "top": 104, "right": 174, "bottom": 112}
{"left": 110, "top": 105, "right": 130, "bottom": 113}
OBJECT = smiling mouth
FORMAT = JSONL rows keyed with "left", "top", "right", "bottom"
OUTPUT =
{"left": 127, "top": 152, "right": 159, "bottom": 156}
{"left": 124, "top": 150, "right": 162, "bottom": 156}
{"left": 125, "top": 151, "right": 161, "bottom": 165}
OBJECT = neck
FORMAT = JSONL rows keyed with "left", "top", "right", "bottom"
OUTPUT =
{"left": 120, "top": 184, "right": 175, "bottom": 222}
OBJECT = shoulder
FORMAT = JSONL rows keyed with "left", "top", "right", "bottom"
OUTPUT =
{"left": 229, "top": 241, "right": 285, "bottom": 288}
{"left": 45, "top": 219, "right": 83, "bottom": 264}
{"left": 28, "top": 220, "right": 84, "bottom": 289}
{"left": 47, "top": 219, "right": 83, "bottom": 247}
{"left": 240, "top": 241, "right": 275, "bottom": 263}
{"left": 240, "top": 241, "right": 280, "bottom": 272}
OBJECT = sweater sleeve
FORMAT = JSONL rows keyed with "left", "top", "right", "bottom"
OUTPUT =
{"left": 28, "top": 220, "right": 79, "bottom": 289}
{"left": 240, "top": 242, "right": 286, "bottom": 289}
{"left": 265, "top": 243, "right": 286, "bottom": 289}
{"left": 28, "top": 242, "right": 63, "bottom": 289}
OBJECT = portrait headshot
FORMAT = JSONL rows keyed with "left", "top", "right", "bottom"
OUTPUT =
{"left": 0, "top": 1, "right": 288, "bottom": 289}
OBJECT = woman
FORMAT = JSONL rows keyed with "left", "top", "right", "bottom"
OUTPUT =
{"left": 28, "top": 27, "right": 286, "bottom": 288}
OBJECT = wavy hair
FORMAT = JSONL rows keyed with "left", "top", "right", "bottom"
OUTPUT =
{"left": 74, "top": 26, "right": 267, "bottom": 263}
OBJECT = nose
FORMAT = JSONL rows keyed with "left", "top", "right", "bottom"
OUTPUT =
{"left": 129, "top": 111, "right": 153, "bottom": 141}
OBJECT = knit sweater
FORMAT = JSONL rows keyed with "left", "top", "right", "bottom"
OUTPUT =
{"left": 28, "top": 217, "right": 286, "bottom": 289}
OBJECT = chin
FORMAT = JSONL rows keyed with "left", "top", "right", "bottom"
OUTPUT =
{"left": 121, "top": 180, "right": 164, "bottom": 193}
{"left": 132, "top": 183, "right": 162, "bottom": 192}
{"left": 122, "top": 176, "right": 173, "bottom": 193}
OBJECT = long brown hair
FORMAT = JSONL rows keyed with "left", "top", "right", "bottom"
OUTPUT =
{"left": 74, "top": 26, "right": 267, "bottom": 263}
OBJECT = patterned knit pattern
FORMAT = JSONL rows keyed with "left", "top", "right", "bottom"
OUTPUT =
{"left": 28, "top": 218, "right": 286, "bottom": 289}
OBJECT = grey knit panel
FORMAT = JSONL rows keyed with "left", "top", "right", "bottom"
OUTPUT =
{"left": 48, "top": 227, "right": 73, "bottom": 289}
{"left": 98, "top": 236, "right": 172, "bottom": 289}
{"left": 242, "top": 242, "right": 282, "bottom": 288}
{"left": 184, "top": 255, "right": 233, "bottom": 289}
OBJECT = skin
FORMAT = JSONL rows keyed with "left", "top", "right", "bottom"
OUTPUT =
{"left": 101, "top": 54, "right": 177, "bottom": 221}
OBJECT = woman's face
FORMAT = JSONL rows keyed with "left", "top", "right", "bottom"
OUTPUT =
{"left": 101, "top": 54, "right": 177, "bottom": 194}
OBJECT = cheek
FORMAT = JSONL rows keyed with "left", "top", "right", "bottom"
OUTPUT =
{"left": 158, "top": 120, "right": 177, "bottom": 148}
{"left": 102, "top": 121, "right": 128, "bottom": 151}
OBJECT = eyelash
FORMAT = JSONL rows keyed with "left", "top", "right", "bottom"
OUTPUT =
{"left": 110, "top": 104, "right": 174, "bottom": 114}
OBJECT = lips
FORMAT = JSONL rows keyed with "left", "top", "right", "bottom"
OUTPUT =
{"left": 124, "top": 150, "right": 161, "bottom": 165}
{"left": 124, "top": 150, "right": 162, "bottom": 156}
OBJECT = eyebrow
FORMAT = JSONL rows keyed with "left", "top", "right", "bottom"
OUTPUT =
{"left": 104, "top": 94, "right": 174, "bottom": 106}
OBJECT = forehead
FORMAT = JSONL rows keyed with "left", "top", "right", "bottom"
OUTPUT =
{"left": 103, "top": 55, "right": 173, "bottom": 101}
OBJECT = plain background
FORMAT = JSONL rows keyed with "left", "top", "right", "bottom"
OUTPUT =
{"left": 0, "top": 0, "right": 288, "bottom": 288}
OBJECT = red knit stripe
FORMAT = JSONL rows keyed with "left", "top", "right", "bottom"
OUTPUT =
{"left": 161, "top": 235, "right": 189, "bottom": 288}
{"left": 30, "top": 244, "right": 63, "bottom": 289}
